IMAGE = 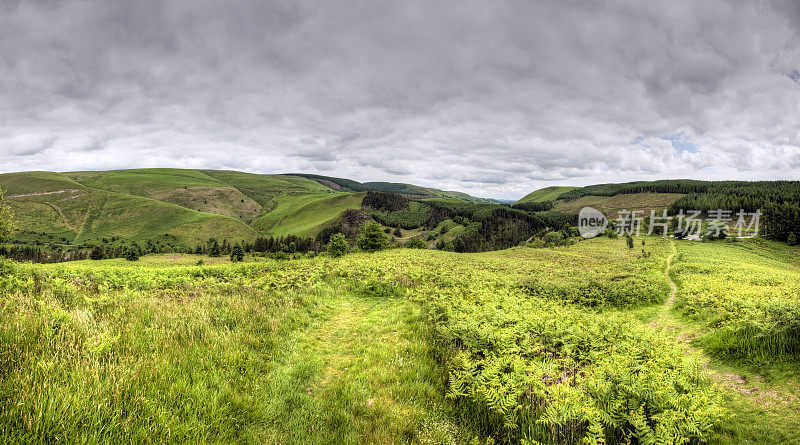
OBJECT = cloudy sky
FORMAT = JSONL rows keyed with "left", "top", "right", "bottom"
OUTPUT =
{"left": 1, "top": 0, "right": 799, "bottom": 199}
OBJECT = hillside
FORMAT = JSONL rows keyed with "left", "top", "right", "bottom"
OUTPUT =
{"left": 0, "top": 171, "right": 258, "bottom": 246}
{"left": 515, "top": 186, "right": 577, "bottom": 203}
{"left": 290, "top": 173, "right": 496, "bottom": 202}
{"left": 0, "top": 169, "right": 497, "bottom": 248}
{"left": 552, "top": 192, "right": 685, "bottom": 218}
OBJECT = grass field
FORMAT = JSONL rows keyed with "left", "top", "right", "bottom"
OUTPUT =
{"left": 255, "top": 193, "right": 365, "bottom": 237}
{"left": 9, "top": 236, "right": 798, "bottom": 442}
{"left": 515, "top": 186, "right": 578, "bottom": 203}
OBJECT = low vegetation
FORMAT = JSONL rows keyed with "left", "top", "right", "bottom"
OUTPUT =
{"left": 7, "top": 236, "right": 779, "bottom": 443}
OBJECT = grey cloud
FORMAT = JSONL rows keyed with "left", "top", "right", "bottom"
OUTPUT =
{"left": 0, "top": 0, "right": 799, "bottom": 199}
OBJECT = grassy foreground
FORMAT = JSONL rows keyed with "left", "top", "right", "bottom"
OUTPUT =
{"left": 1, "top": 237, "right": 798, "bottom": 443}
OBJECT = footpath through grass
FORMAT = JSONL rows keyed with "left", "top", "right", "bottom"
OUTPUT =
{"left": 646, "top": 240, "right": 800, "bottom": 444}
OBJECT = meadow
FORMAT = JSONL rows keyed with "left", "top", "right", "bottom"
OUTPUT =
{"left": 11, "top": 236, "right": 800, "bottom": 443}
{"left": 671, "top": 239, "right": 800, "bottom": 362}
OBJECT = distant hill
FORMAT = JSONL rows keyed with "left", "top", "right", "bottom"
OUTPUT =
{"left": 515, "top": 186, "right": 578, "bottom": 204}
{"left": 289, "top": 173, "right": 497, "bottom": 203}
{"left": 517, "top": 180, "right": 800, "bottom": 239}
{"left": 0, "top": 168, "right": 494, "bottom": 246}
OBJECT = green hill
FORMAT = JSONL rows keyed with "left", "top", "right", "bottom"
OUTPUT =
{"left": 289, "top": 173, "right": 495, "bottom": 202}
{"left": 3, "top": 169, "right": 494, "bottom": 246}
{"left": 515, "top": 186, "right": 577, "bottom": 204}
{"left": 1, "top": 171, "right": 258, "bottom": 245}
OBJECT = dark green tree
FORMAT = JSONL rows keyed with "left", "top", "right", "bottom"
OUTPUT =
{"left": 327, "top": 233, "right": 350, "bottom": 257}
{"left": 230, "top": 243, "right": 244, "bottom": 262}
{"left": 788, "top": 232, "right": 798, "bottom": 246}
{"left": 209, "top": 239, "right": 221, "bottom": 257}
{"left": 357, "top": 221, "right": 390, "bottom": 252}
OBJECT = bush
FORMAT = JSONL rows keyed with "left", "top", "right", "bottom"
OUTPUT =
{"left": 89, "top": 246, "right": 105, "bottom": 260}
{"left": 357, "top": 222, "right": 390, "bottom": 252}
{"left": 543, "top": 231, "right": 564, "bottom": 247}
{"left": 393, "top": 228, "right": 402, "bottom": 237}
{"left": 327, "top": 233, "right": 350, "bottom": 257}
{"left": 123, "top": 245, "right": 140, "bottom": 261}
{"left": 404, "top": 237, "right": 427, "bottom": 249}
{"left": 788, "top": 232, "right": 798, "bottom": 246}
{"left": 626, "top": 234, "right": 634, "bottom": 249}
{"left": 230, "top": 243, "right": 244, "bottom": 262}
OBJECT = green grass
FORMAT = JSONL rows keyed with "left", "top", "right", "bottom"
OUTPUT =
{"left": 670, "top": 239, "right": 800, "bottom": 362}
{"left": 0, "top": 169, "right": 348, "bottom": 245}
{"left": 0, "top": 171, "right": 84, "bottom": 196}
{"left": 515, "top": 186, "right": 578, "bottom": 204}
{"left": 69, "top": 168, "right": 224, "bottom": 192}
{"left": 257, "top": 193, "right": 365, "bottom": 237}
{"left": 3, "top": 184, "right": 257, "bottom": 245}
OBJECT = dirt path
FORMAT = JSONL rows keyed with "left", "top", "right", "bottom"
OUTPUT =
{"left": 652, "top": 240, "right": 800, "bottom": 441}
{"left": 44, "top": 201, "right": 75, "bottom": 230}
{"left": 5, "top": 189, "right": 81, "bottom": 199}
{"left": 652, "top": 240, "right": 764, "bottom": 395}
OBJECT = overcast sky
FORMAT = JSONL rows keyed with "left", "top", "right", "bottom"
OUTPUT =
{"left": 1, "top": 0, "right": 799, "bottom": 199}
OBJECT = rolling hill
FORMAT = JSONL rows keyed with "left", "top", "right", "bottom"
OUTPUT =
{"left": 0, "top": 168, "right": 494, "bottom": 247}
{"left": 515, "top": 186, "right": 578, "bottom": 203}
{"left": 290, "top": 173, "right": 497, "bottom": 202}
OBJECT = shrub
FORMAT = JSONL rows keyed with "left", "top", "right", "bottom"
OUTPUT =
{"left": 404, "top": 237, "right": 427, "bottom": 249}
{"left": 123, "top": 245, "right": 140, "bottom": 261}
{"left": 543, "top": 231, "right": 564, "bottom": 247}
{"left": 327, "top": 233, "right": 350, "bottom": 258}
{"left": 89, "top": 246, "right": 105, "bottom": 260}
{"left": 788, "top": 232, "right": 798, "bottom": 246}
{"left": 393, "top": 228, "right": 402, "bottom": 237}
{"left": 357, "top": 222, "right": 389, "bottom": 252}
{"left": 626, "top": 234, "right": 634, "bottom": 249}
